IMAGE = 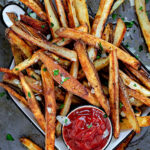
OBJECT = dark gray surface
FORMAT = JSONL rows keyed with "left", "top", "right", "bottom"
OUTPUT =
{"left": 0, "top": 0, "right": 150, "bottom": 150}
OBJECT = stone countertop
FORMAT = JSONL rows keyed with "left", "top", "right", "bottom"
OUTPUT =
{"left": 0, "top": 0, "right": 150, "bottom": 149}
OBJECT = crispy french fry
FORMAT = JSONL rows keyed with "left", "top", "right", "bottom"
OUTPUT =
{"left": 6, "top": 29, "right": 32, "bottom": 58}
{"left": 41, "top": 65, "right": 56, "bottom": 150}
{"left": 44, "top": 0, "right": 60, "bottom": 38}
{"left": 0, "top": 68, "right": 14, "bottom": 74}
{"left": 109, "top": 49, "right": 120, "bottom": 138}
{"left": 119, "top": 78, "right": 140, "bottom": 133}
{"left": 11, "top": 25, "right": 77, "bottom": 61}
{"left": 135, "top": 0, "right": 150, "bottom": 52}
{"left": 20, "top": 137, "right": 42, "bottom": 150}
{"left": 19, "top": 0, "right": 47, "bottom": 21}
{"left": 127, "top": 88, "right": 150, "bottom": 106}
{"left": 66, "top": 0, "right": 79, "bottom": 28}
{"left": 0, "top": 82, "right": 27, "bottom": 106}
{"left": 19, "top": 72, "right": 45, "bottom": 131}
{"left": 56, "top": 27, "right": 140, "bottom": 69}
{"left": 20, "top": 15, "right": 49, "bottom": 34}
{"left": 62, "top": 0, "right": 68, "bottom": 13}
{"left": 119, "top": 70, "right": 150, "bottom": 97}
{"left": 110, "top": 0, "right": 125, "bottom": 15}
{"left": 75, "top": 40, "right": 110, "bottom": 115}
{"left": 74, "top": 0, "right": 91, "bottom": 32}
{"left": 26, "top": 68, "right": 41, "bottom": 81}
{"left": 38, "top": 51, "right": 100, "bottom": 106}
{"left": 129, "top": 96, "right": 143, "bottom": 107}
{"left": 55, "top": 0, "right": 68, "bottom": 27}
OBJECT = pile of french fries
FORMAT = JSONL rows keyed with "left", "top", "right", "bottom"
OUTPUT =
{"left": 1, "top": 0, "right": 150, "bottom": 149}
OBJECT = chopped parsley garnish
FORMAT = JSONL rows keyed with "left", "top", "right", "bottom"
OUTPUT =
{"left": 15, "top": 68, "right": 19, "bottom": 71}
{"left": 133, "top": 84, "right": 137, "bottom": 87}
{"left": 65, "top": 119, "right": 68, "bottom": 124}
{"left": 28, "top": 92, "right": 31, "bottom": 98}
{"left": 41, "top": 25, "right": 45, "bottom": 28}
{"left": 53, "top": 69, "right": 59, "bottom": 76}
{"left": 43, "top": 67, "right": 47, "bottom": 72}
{"left": 6, "top": 134, "right": 14, "bottom": 141}
{"left": 99, "top": 43, "right": 103, "bottom": 52}
{"left": 139, "top": 45, "right": 143, "bottom": 52}
{"left": 63, "top": 77, "right": 70, "bottom": 82}
{"left": 87, "top": 124, "right": 92, "bottom": 128}
{"left": 139, "top": 6, "right": 143, "bottom": 11}
{"left": 112, "top": 14, "right": 117, "bottom": 20}
{"left": 119, "top": 102, "right": 123, "bottom": 109}
{"left": 0, "top": 92, "right": 5, "bottom": 98}
{"left": 136, "top": 55, "right": 139, "bottom": 59}
{"left": 103, "top": 114, "right": 108, "bottom": 118}
{"left": 59, "top": 104, "right": 64, "bottom": 109}
{"left": 50, "top": 22, "right": 54, "bottom": 28}
{"left": 125, "top": 21, "right": 134, "bottom": 28}
{"left": 96, "top": 55, "right": 101, "bottom": 59}
{"left": 62, "top": 38, "right": 65, "bottom": 41}
{"left": 146, "top": 0, "right": 149, "bottom": 4}
{"left": 121, "top": 17, "right": 125, "bottom": 21}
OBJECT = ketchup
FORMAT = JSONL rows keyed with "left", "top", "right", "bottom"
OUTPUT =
{"left": 63, "top": 106, "right": 112, "bottom": 150}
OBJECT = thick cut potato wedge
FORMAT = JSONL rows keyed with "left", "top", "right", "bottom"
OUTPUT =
{"left": 19, "top": 0, "right": 47, "bottom": 21}
{"left": 11, "top": 25, "right": 77, "bottom": 61}
{"left": 19, "top": 72, "right": 45, "bottom": 131}
{"left": 135, "top": 0, "right": 150, "bottom": 52}
{"left": 26, "top": 68, "right": 41, "bottom": 81}
{"left": 119, "top": 78, "right": 140, "bottom": 133}
{"left": 75, "top": 41, "right": 110, "bottom": 115}
{"left": 41, "top": 65, "right": 56, "bottom": 150}
{"left": 56, "top": 27, "right": 140, "bottom": 69}
{"left": 38, "top": 52, "right": 100, "bottom": 106}
{"left": 20, "top": 137, "right": 42, "bottom": 150}
{"left": 44, "top": 0, "right": 60, "bottom": 38}
{"left": 109, "top": 49, "right": 120, "bottom": 138}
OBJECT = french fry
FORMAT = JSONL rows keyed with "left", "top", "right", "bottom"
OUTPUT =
{"left": 11, "top": 25, "right": 77, "bottom": 62}
{"left": 0, "top": 68, "right": 14, "bottom": 74}
{"left": 66, "top": 0, "right": 79, "bottom": 28}
{"left": 115, "top": 131, "right": 135, "bottom": 150}
{"left": 74, "top": 0, "right": 91, "bottom": 32}
{"left": 56, "top": 27, "right": 140, "bottom": 69}
{"left": 110, "top": 0, "right": 125, "bottom": 15}
{"left": 127, "top": 88, "right": 150, "bottom": 106}
{"left": 87, "top": 0, "right": 114, "bottom": 61}
{"left": 44, "top": 0, "right": 60, "bottom": 38}
{"left": 19, "top": 0, "right": 47, "bottom": 21}
{"left": 120, "top": 116, "right": 150, "bottom": 130}
{"left": 20, "top": 137, "right": 42, "bottom": 150}
{"left": 109, "top": 49, "right": 120, "bottom": 138}
{"left": 38, "top": 51, "right": 100, "bottom": 106}
{"left": 0, "top": 82, "right": 27, "bottom": 106}
{"left": 119, "top": 78, "right": 140, "bottom": 133}
{"left": 119, "top": 70, "right": 150, "bottom": 97}
{"left": 6, "top": 29, "right": 32, "bottom": 58}
{"left": 20, "top": 15, "right": 49, "bottom": 35}
{"left": 135, "top": 0, "right": 150, "bottom": 52}
{"left": 19, "top": 72, "right": 45, "bottom": 131}
{"left": 74, "top": 40, "right": 110, "bottom": 115}
{"left": 55, "top": 0, "right": 68, "bottom": 27}
{"left": 41, "top": 65, "right": 56, "bottom": 150}
{"left": 26, "top": 68, "right": 41, "bottom": 81}
{"left": 129, "top": 96, "right": 143, "bottom": 107}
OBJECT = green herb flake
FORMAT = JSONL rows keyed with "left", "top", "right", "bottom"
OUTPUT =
{"left": 28, "top": 92, "right": 31, "bottom": 98}
{"left": 139, "top": 6, "right": 143, "bottom": 11}
{"left": 103, "top": 114, "right": 108, "bottom": 118}
{"left": 0, "top": 92, "right": 5, "bottom": 98}
{"left": 125, "top": 21, "right": 134, "bottom": 28}
{"left": 133, "top": 84, "right": 137, "bottom": 87}
{"left": 15, "top": 68, "right": 19, "bottom": 71}
{"left": 65, "top": 119, "right": 68, "bottom": 124}
{"left": 59, "top": 104, "right": 64, "bottom": 109}
{"left": 139, "top": 45, "right": 143, "bottom": 52}
{"left": 50, "top": 22, "right": 54, "bottom": 28}
{"left": 136, "top": 55, "right": 139, "bottom": 59}
{"left": 41, "top": 25, "right": 45, "bottom": 28}
{"left": 53, "top": 69, "right": 59, "bottom": 76}
{"left": 43, "top": 67, "right": 47, "bottom": 72}
{"left": 87, "top": 123, "right": 92, "bottom": 128}
{"left": 64, "top": 77, "right": 70, "bottom": 82}
{"left": 99, "top": 42, "right": 103, "bottom": 52}
{"left": 119, "top": 102, "right": 123, "bottom": 109}
{"left": 6, "top": 134, "right": 14, "bottom": 141}
{"left": 112, "top": 14, "right": 117, "bottom": 20}
{"left": 96, "top": 55, "right": 101, "bottom": 59}
{"left": 121, "top": 17, "right": 125, "bottom": 21}
{"left": 62, "top": 38, "right": 65, "bottom": 41}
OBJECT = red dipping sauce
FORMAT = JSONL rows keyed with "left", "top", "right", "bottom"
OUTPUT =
{"left": 62, "top": 106, "right": 112, "bottom": 150}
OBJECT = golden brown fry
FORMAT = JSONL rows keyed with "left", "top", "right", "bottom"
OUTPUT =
{"left": 129, "top": 96, "right": 143, "bottom": 107}
{"left": 6, "top": 12, "right": 17, "bottom": 24}
{"left": 44, "top": 0, "right": 60, "bottom": 38}
{"left": 26, "top": 68, "right": 41, "bottom": 81}
{"left": 75, "top": 41, "right": 110, "bottom": 114}
{"left": 0, "top": 68, "right": 14, "bottom": 74}
{"left": 115, "top": 131, "right": 135, "bottom": 150}
{"left": 38, "top": 52, "right": 100, "bottom": 106}
{"left": 20, "top": 137, "right": 42, "bottom": 150}
{"left": 109, "top": 49, "right": 120, "bottom": 138}
{"left": 127, "top": 88, "right": 150, "bottom": 106}
{"left": 55, "top": 0, "right": 68, "bottom": 27}
{"left": 0, "top": 82, "right": 27, "bottom": 106}
{"left": 74, "top": 0, "right": 91, "bottom": 32}
{"left": 66, "top": 0, "right": 79, "bottom": 28}
{"left": 119, "top": 78, "right": 140, "bottom": 133}
{"left": 19, "top": 0, "right": 47, "bottom": 21}
{"left": 19, "top": 72, "right": 45, "bottom": 131}
{"left": 11, "top": 25, "right": 77, "bottom": 61}
{"left": 41, "top": 65, "right": 56, "bottom": 150}
{"left": 119, "top": 70, "right": 150, "bottom": 97}
{"left": 56, "top": 27, "right": 140, "bottom": 69}
{"left": 135, "top": 0, "right": 150, "bottom": 52}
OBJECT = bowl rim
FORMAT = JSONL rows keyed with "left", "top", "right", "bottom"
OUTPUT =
{"left": 62, "top": 105, "right": 113, "bottom": 150}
